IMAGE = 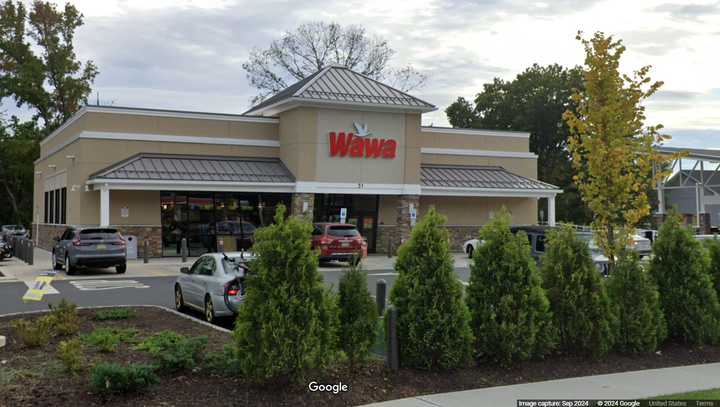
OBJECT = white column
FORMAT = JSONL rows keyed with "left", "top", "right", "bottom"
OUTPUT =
{"left": 547, "top": 195, "right": 556, "bottom": 227}
{"left": 100, "top": 185, "right": 110, "bottom": 227}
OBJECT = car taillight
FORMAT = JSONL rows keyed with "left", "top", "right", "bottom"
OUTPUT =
{"left": 225, "top": 280, "right": 242, "bottom": 296}
{"left": 72, "top": 238, "right": 81, "bottom": 247}
{"left": 319, "top": 237, "right": 332, "bottom": 246}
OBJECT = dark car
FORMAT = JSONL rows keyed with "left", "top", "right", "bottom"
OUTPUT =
{"left": 311, "top": 223, "right": 367, "bottom": 265}
{"left": 52, "top": 227, "right": 127, "bottom": 275}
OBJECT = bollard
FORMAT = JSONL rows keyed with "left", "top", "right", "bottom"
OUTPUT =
{"left": 386, "top": 305, "right": 399, "bottom": 371}
{"left": 387, "top": 236, "right": 393, "bottom": 258}
{"left": 19, "top": 239, "right": 26, "bottom": 262}
{"left": 181, "top": 238, "right": 188, "bottom": 263}
{"left": 27, "top": 239, "right": 33, "bottom": 265}
{"left": 376, "top": 279, "right": 387, "bottom": 316}
{"left": 143, "top": 239, "right": 150, "bottom": 264}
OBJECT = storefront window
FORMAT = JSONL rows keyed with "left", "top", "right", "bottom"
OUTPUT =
{"left": 160, "top": 191, "right": 291, "bottom": 257}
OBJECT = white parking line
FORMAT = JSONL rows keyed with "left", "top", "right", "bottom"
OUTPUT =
{"left": 69, "top": 280, "right": 149, "bottom": 291}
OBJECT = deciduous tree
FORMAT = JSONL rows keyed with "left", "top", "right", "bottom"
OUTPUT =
{"left": 243, "top": 21, "right": 425, "bottom": 104}
{"left": 563, "top": 32, "right": 670, "bottom": 270}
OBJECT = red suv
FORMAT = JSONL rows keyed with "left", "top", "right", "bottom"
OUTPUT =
{"left": 312, "top": 223, "right": 367, "bottom": 265}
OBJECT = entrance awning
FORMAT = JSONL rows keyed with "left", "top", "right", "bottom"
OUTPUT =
{"left": 87, "top": 153, "right": 295, "bottom": 192}
{"left": 420, "top": 164, "right": 561, "bottom": 198}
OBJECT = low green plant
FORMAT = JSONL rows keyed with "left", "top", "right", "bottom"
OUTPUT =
{"left": 82, "top": 327, "right": 138, "bottom": 353}
{"left": 11, "top": 315, "right": 54, "bottom": 348}
{"left": 48, "top": 299, "right": 81, "bottom": 336}
{"left": 57, "top": 338, "right": 83, "bottom": 373}
{"left": 338, "top": 262, "right": 378, "bottom": 367}
{"left": 89, "top": 362, "right": 158, "bottom": 394}
{"left": 135, "top": 331, "right": 207, "bottom": 372}
{"left": 93, "top": 308, "right": 134, "bottom": 321}
{"left": 204, "top": 344, "right": 241, "bottom": 375}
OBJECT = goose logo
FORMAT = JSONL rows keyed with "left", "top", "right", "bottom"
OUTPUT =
{"left": 328, "top": 123, "right": 397, "bottom": 159}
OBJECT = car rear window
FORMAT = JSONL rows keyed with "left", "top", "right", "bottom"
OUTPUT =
{"left": 79, "top": 228, "right": 120, "bottom": 240}
{"left": 327, "top": 225, "right": 359, "bottom": 237}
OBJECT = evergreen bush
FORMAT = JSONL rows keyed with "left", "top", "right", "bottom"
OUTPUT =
{"left": 11, "top": 316, "right": 53, "bottom": 348}
{"left": 233, "top": 205, "right": 339, "bottom": 381}
{"left": 82, "top": 328, "right": 138, "bottom": 353}
{"left": 338, "top": 262, "right": 378, "bottom": 367}
{"left": 90, "top": 363, "right": 157, "bottom": 394}
{"left": 704, "top": 238, "right": 720, "bottom": 296}
{"left": 607, "top": 250, "right": 666, "bottom": 353}
{"left": 651, "top": 213, "right": 720, "bottom": 344}
{"left": 466, "top": 210, "right": 556, "bottom": 365}
{"left": 135, "top": 331, "right": 207, "bottom": 372}
{"left": 541, "top": 226, "right": 617, "bottom": 357}
{"left": 389, "top": 207, "right": 473, "bottom": 370}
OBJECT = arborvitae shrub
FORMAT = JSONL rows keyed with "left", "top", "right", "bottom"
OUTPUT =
{"left": 338, "top": 262, "right": 378, "bottom": 367}
{"left": 607, "top": 250, "right": 666, "bottom": 353}
{"left": 704, "top": 238, "right": 720, "bottom": 296}
{"left": 90, "top": 363, "right": 157, "bottom": 394}
{"left": 651, "top": 213, "right": 720, "bottom": 344}
{"left": 466, "top": 210, "right": 556, "bottom": 365}
{"left": 541, "top": 226, "right": 617, "bottom": 357}
{"left": 233, "top": 205, "right": 339, "bottom": 381}
{"left": 390, "top": 207, "right": 473, "bottom": 370}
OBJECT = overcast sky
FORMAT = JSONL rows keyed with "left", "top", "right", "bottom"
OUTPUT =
{"left": 15, "top": 0, "right": 720, "bottom": 147}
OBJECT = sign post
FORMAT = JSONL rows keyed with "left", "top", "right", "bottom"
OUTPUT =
{"left": 409, "top": 204, "right": 417, "bottom": 228}
{"left": 339, "top": 207, "right": 347, "bottom": 224}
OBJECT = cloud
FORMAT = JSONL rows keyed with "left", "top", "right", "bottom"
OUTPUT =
{"left": 652, "top": 2, "right": 720, "bottom": 21}
{"left": 619, "top": 28, "right": 697, "bottom": 56}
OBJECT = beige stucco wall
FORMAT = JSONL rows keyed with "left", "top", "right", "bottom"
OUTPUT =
{"left": 420, "top": 196, "right": 538, "bottom": 225}
{"left": 420, "top": 129, "right": 529, "bottom": 152}
{"left": 109, "top": 190, "right": 161, "bottom": 225}
{"left": 40, "top": 110, "right": 279, "bottom": 158}
{"left": 421, "top": 154, "right": 538, "bottom": 179}
{"left": 278, "top": 107, "right": 317, "bottom": 181}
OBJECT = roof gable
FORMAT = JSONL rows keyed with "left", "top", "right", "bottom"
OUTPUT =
{"left": 245, "top": 66, "right": 436, "bottom": 116}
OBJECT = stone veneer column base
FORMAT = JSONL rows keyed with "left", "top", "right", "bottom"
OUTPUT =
{"left": 395, "top": 195, "right": 420, "bottom": 253}
{"left": 33, "top": 224, "right": 68, "bottom": 251}
{"left": 291, "top": 193, "right": 315, "bottom": 221}
{"left": 114, "top": 226, "right": 163, "bottom": 258}
{"left": 376, "top": 224, "right": 482, "bottom": 255}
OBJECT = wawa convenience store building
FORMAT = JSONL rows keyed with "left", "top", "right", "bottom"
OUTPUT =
{"left": 33, "top": 66, "right": 561, "bottom": 257}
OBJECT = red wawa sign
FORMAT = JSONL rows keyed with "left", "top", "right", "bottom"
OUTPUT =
{"left": 328, "top": 123, "right": 397, "bottom": 159}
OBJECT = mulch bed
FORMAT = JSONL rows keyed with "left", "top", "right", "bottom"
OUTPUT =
{"left": 2, "top": 307, "right": 720, "bottom": 407}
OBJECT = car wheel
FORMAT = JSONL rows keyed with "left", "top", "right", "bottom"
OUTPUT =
{"left": 204, "top": 295, "right": 215, "bottom": 324}
{"left": 116, "top": 264, "right": 126, "bottom": 274}
{"left": 65, "top": 255, "right": 76, "bottom": 276}
{"left": 52, "top": 251, "right": 62, "bottom": 270}
{"left": 175, "top": 285, "right": 185, "bottom": 311}
{"left": 467, "top": 245, "right": 474, "bottom": 259}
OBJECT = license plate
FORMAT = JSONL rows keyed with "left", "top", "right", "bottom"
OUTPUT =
{"left": 96, "top": 244, "right": 106, "bottom": 250}
{"left": 341, "top": 242, "right": 350, "bottom": 248}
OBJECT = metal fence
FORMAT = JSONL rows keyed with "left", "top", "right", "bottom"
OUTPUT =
{"left": 9, "top": 236, "right": 34, "bottom": 265}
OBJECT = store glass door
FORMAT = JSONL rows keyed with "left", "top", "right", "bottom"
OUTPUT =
{"left": 314, "top": 194, "right": 379, "bottom": 253}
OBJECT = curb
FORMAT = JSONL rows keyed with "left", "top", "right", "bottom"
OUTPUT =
{"left": 0, "top": 304, "right": 231, "bottom": 334}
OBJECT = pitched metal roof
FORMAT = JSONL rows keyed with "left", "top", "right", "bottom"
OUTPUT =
{"left": 245, "top": 66, "right": 436, "bottom": 115}
{"left": 420, "top": 165, "right": 559, "bottom": 190}
{"left": 89, "top": 153, "right": 295, "bottom": 183}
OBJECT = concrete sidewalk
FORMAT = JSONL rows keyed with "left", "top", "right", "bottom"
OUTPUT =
{"left": 361, "top": 363, "right": 720, "bottom": 407}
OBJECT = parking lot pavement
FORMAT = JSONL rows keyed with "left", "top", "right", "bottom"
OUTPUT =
{"left": 0, "top": 248, "right": 472, "bottom": 287}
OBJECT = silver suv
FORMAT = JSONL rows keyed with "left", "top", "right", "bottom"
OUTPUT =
{"left": 52, "top": 227, "right": 127, "bottom": 275}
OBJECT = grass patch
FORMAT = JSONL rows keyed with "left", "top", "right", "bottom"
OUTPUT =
{"left": 93, "top": 308, "right": 134, "bottom": 321}
{"left": 653, "top": 388, "right": 720, "bottom": 399}
{"left": 0, "top": 367, "right": 40, "bottom": 387}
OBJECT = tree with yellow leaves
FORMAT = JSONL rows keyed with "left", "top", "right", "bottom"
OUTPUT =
{"left": 563, "top": 31, "right": 670, "bottom": 270}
